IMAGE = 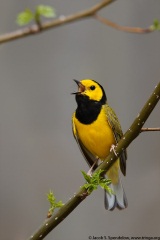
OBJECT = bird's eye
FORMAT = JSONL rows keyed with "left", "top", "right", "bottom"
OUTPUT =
{"left": 90, "top": 85, "right": 95, "bottom": 90}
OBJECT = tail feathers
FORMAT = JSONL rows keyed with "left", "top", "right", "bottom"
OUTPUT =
{"left": 104, "top": 177, "right": 127, "bottom": 210}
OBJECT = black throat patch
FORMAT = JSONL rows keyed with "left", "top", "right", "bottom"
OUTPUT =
{"left": 75, "top": 94, "right": 103, "bottom": 124}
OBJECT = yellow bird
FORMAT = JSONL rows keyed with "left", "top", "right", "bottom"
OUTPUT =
{"left": 72, "top": 79, "right": 127, "bottom": 210}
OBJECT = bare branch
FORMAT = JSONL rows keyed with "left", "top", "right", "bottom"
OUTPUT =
{"left": 95, "top": 14, "right": 153, "bottom": 33}
{"left": 141, "top": 127, "right": 160, "bottom": 132}
{"left": 0, "top": 0, "right": 115, "bottom": 44}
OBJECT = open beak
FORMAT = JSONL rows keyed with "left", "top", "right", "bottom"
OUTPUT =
{"left": 71, "top": 79, "right": 85, "bottom": 94}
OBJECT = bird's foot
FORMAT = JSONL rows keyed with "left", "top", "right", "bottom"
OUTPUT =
{"left": 110, "top": 144, "right": 118, "bottom": 156}
{"left": 87, "top": 157, "right": 99, "bottom": 176}
{"left": 87, "top": 168, "right": 93, "bottom": 177}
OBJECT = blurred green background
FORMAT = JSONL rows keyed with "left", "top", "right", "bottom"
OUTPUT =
{"left": 0, "top": 1, "right": 160, "bottom": 239}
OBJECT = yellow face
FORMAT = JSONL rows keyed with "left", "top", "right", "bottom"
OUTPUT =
{"left": 79, "top": 79, "right": 103, "bottom": 102}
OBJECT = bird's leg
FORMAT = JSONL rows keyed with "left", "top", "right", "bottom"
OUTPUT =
{"left": 87, "top": 157, "right": 99, "bottom": 176}
{"left": 110, "top": 144, "right": 118, "bottom": 156}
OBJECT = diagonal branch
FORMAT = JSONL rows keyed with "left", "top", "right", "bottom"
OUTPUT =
{"left": 28, "top": 82, "right": 160, "bottom": 240}
{"left": 94, "top": 14, "right": 153, "bottom": 33}
{"left": 0, "top": 0, "right": 115, "bottom": 44}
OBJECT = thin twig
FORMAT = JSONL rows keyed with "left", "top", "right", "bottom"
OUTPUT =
{"left": 28, "top": 82, "right": 160, "bottom": 240}
{"left": 95, "top": 14, "right": 153, "bottom": 33}
{"left": 0, "top": 0, "right": 115, "bottom": 44}
{"left": 141, "top": 127, "right": 160, "bottom": 132}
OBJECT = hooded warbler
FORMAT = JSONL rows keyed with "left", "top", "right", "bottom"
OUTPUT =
{"left": 72, "top": 79, "right": 127, "bottom": 210}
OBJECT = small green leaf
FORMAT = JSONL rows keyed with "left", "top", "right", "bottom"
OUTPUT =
{"left": 55, "top": 200, "right": 64, "bottom": 208}
{"left": 81, "top": 171, "right": 92, "bottom": 183}
{"left": 47, "top": 190, "right": 55, "bottom": 204}
{"left": 153, "top": 19, "right": 160, "bottom": 29}
{"left": 83, "top": 183, "right": 97, "bottom": 194}
{"left": 47, "top": 190, "right": 64, "bottom": 217}
{"left": 81, "top": 169, "right": 113, "bottom": 195}
{"left": 16, "top": 9, "right": 34, "bottom": 26}
{"left": 36, "top": 5, "right": 56, "bottom": 18}
{"left": 150, "top": 19, "right": 160, "bottom": 31}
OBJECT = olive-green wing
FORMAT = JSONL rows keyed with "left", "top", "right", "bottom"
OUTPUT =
{"left": 104, "top": 104, "right": 127, "bottom": 176}
{"left": 72, "top": 113, "right": 98, "bottom": 171}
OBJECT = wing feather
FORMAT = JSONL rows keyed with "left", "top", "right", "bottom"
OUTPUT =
{"left": 104, "top": 105, "right": 127, "bottom": 176}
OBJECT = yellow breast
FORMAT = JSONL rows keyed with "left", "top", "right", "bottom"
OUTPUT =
{"left": 73, "top": 106, "right": 115, "bottom": 160}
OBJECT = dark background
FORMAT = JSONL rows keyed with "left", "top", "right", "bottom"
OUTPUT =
{"left": 0, "top": 1, "right": 160, "bottom": 239}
